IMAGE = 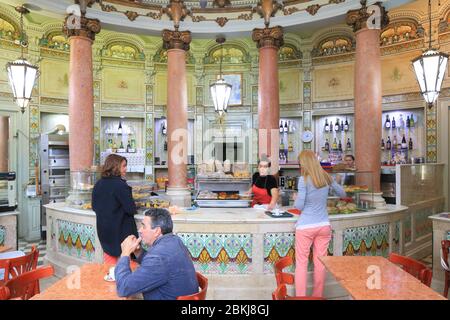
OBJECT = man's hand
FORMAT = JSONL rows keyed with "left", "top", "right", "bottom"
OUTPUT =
{"left": 121, "top": 235, "right": 142, "bottom": 257}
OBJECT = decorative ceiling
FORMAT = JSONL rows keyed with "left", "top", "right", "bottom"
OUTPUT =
{"left": 1, "top": 0, "right": 414, "bottom": 37}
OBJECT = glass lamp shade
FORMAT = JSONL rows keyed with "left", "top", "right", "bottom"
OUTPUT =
{"left": 6, "top": 58, "right": 38, "bottom": 113}
{"left": 210, "top": 78, "right": 232, "bottom": 116}
{"left": 412, "top": 49, "right": 449, "bottom": 105}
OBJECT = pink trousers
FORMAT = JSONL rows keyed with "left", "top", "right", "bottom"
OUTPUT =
{"left": 295, "top": 225, "right": 332, "bottom": 297}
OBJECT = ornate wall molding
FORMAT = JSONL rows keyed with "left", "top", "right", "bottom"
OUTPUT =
{"left": 162, "top": 29, "right": 192, "bottom": 51}
{"left": 252, "top": 26, "right": 284, "bottom": 49}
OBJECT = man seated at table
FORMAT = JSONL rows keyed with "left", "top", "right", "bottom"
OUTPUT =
{"left": 115, "top": 208, "right": 199, "bottom": 300}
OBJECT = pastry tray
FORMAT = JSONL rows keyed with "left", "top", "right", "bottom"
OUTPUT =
{"left": 194, "top": 199, "right": 252, "bottom": 208}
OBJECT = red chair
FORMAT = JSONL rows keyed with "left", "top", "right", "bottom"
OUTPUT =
{"left": 177, "top": 272, "right": 208, "bottom": 300}
{"left": 0, "top": 286, "right": 10, "bottom": 300}
{"left": 441, "top": 240, "right": 450, "bottom": 298}
{"left": 3, "top": 265, "right": 54, "bottom": 300}
{"left": 0, "top": 259, "right": 10, "bottom": 286}
{"left": 8, "top": 245, "right": 39, "bottom": 278}
{"left": 388, "top": 253, "right": 432, "bottom": 287}
{"left": 272, "top": 284, "right": 325, "bottom": 300}
{"left": 274, "top": 256, "right": 294, "bottom": 286}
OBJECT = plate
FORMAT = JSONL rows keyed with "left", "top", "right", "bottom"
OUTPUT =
{"left": 287, "top": 208, "right": 301, "bottom": 215}
{"left": 104, "top": 274, "right": 115, "bottom": 282}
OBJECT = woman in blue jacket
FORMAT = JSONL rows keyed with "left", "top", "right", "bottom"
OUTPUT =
{"left": 92, "top": 154, "right": 138, "bottom": 264}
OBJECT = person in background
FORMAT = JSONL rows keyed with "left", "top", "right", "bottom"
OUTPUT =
{"left": 344, "top": 154, "right": 355, "bottom": 169}
{"left": 246, "top": 154, "right": 279, "bottom": 210}
{"left": 115, "top": 208, "right": 199, "bottom": 300}
{"left": 294, "top": 150, "right": 346, "bottom": 297}
{"left": 336, "top": 154, "right": 356, "bottom": 185}
{"left": 92, "top": 154, "right": 138, "bottom": 265}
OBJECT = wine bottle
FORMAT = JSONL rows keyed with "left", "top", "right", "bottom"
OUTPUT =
{"left": 332, "top": 138, "right": 338, "bottom": 151}
{"left": 346, "top": 138, "right": 351, "bottom": 150}
{"left": 288, "top": 140, "right": 293, "bottom": 152}
{"left": 162, "top": 121, "right": 167, "bottom": 135}
{"left": 344, "top": 118, "right": 349, "bottom": 131}
{"left": 381, "top": 138, "right": 385, "bottom": 150}
{"left": 288, "top": 121, "right": 292, "bottom": 133}
{"left": 284, "top": 121, "right": 288, "bottom": 133}
{"left": 325, "top": 139, "right": 330, "bottom": 152}
{"left": 409, "top": 137, "right": 413, "bottom": 150}
{"left": 119, "top": 140, "right": 124, "bottom": 149}
{"left": 280, "top": 139, "right": 285, "bottom": 151}
{"left": 406, "top": 115, "right": 410, "bottom": 128}
{"left": 340, "top": 121, "right": 344, "bottom": 132}
{"left": 329, "top": 121, "right": 333, "bottom": 132}
{"left": 393, "top": 135, "right": 398, "bottom": 150}
{"left": 386, "top": 136, "right": 391, "bottom": 150}
{"left": 385, "top": 115, "right": 391, "bottom": 128}
{"left": 164, "top": 139, "right": 168, "bottom": 151}
{"left": 399, "top": 114, "right": 405, "bottom": 128}
{"left": 127, "top": 140, "right": 131, "bottom": 152}
{"left": 410, "top": 114, "right": 415, "bottom": 127}
{"left": 401, "top": 134, "right": 407, "bottom": 149}
{"left": 131, "top": 138, "right": 136, "bottom": 149}
{"left": 392, "top": 116, "right": 396, "bottom": 129}
{"left": 338, "top": 139, "right": 342, "bottom": 152}
{"left": 334, "top": 119, "right": 340, "bottom": 132}
{"left": 279, "top": 121, "right": 284, "bottom": 133}
{"left": 324, "top": 119, "right": 329, "bottom": 132}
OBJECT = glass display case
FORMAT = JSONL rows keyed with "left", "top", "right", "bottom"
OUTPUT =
{"left": 0, "top": 172, "right": 17, "bottom": 212}
{"left": 65, "top": 171, "right": 98, "bottom": 210}
{"left": 128, "top": 180, "right": 168, "bottom": 212}
{"left": 327, "top": 170, "right": 374, "bottom": 215}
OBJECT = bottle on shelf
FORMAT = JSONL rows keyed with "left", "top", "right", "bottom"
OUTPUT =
{"left": 399, "top": 114, "right": 405, "bottom": 128}
{"left": 340, "top": 120, "right": 344, "bottom": 132}
{"left": 338, "top": 139, "right": 342, "bottom": 152}
{"left": 279, "top": 121, "right": 284, "bottom": 133}
{"left": 381, "top": 138, "right": 385, "bottom": 150}
{"left": 324, "top": 139, "right": 330, "bottom": 152}
{"left": 162, "top": 121, "right": 167, "bottom": 136}
{"left": 409, "top": 137, "right": 413, "bottom": 150}
{"left": 410, "top": 114, "right": 415, "bottom": 127}
{"left": 119, "top": 140, "right": 124, "bottom": 149}
{"left": 385, "top": 115, "right": 391, "bottom": 129}
{"left": 284, "top": 121, "right": 288, "bottom": 133}
{"left": 393, "top": 135, "right": 398, "bottom": 150}
{"left": 346, "top": 138, "right": 351, "bottom": 150}
{"left": 344, "top": 118, "right": 349, "bottom": 131}
{"left": 329, "top": 121, "right": 333, "bottom": 132}
{"left": 163, "top": 138, "right": 168, "bottom": 151}
{"left": 392, "top": 116, "right": 396, "bottom": 129}
{"left": 288, "top": 140, "right": 293, "bottom": 152}
{"left": 288, "top": 121, "right": 292, "bottom": 133}
{"left": 334, "top": 119, "right": 340, "bottom": 132}
{"left": 112, "top": 140, "right": 117, "bottom": 152}
{"left": 131, "top": 138, "right": 136, "bottom": 149}
{"left": 280, "top": 138, "right": 285, "bottom": 152}
{"left": 401, "top": 134, "right": 407, "bottom": 149}
{"left": 324, "top": 119, "right": 329, "bottom": 132}
{"left": 386, "top": 136, "right": 391, "bottom": 150}
{"left": 332, "top": 138, "right": 338, "bottom": 151}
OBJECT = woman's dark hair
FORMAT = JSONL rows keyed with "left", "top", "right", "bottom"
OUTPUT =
{"left": 258, "top": 154, "right": 271, "bottom": 167}
{"left": 144, "top": 208, "right": 173, "bottom": 234}
{"left": 101, "top": 154, "right": 127, "bottom": 178}
{"left": 345, "top": 154, "right": 355, "bottom": 161}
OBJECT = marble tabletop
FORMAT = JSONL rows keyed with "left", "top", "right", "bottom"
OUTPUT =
{"left": 319, "top": 256, "right": 447, "bottom": 300}
{"left": 0, "top": 246, "right": 11, "bottom": 253}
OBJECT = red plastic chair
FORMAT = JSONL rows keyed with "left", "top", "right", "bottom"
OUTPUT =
{"left": 388, "top": 253, "right": 432, "bottom": 287}
{"left": 3, "top": 265, "right": 54, "bottom": 300}
{"left": 0, "top": 286, "right": 10, "bottom": 300}
{"left": 441, "top": 240, "right": 450, "bottom": 298}
{"left": 274, "top": 256, "right": 295, "bottom": 286}
{"left": 272, "top": 284, "right": 325, "bottom": 300}
{"left": 177, "top": 272, "right": 208, "bottom": 300}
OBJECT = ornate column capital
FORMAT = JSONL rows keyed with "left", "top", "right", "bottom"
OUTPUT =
{"left": 252, "top": 26, "right": 284, "bottom": 49}
{"left": 63, "top": 15, "right": 101, "bottom": 41}
{"left": 162, "top": 29, "right": 191, "bottom": 51}
{"left": 346, "top": 1, "right": 389, "bottom": 33}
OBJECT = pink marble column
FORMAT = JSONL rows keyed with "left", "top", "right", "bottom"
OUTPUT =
{"left": 347, "top": 5, "right": 388, "bottom": 193}
{"left": 64, "top": 15, "right": 100, "bottom": 171}
{"left": 0, "top": 116, "right": 9, "bottom": 172}
{"left": 253, "top": 27, "right": 284, "bottom": 174}
{"left": 162, "top": 30, "right": 192, "bottom": 207}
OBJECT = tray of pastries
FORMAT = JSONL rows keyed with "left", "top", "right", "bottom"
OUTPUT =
{"left": 195, "top": 191, "right": 251, "bottom": 208}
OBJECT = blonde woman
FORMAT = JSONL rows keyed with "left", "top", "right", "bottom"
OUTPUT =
{"left": 294, "top": 150, "right": 346, "bottom": 297}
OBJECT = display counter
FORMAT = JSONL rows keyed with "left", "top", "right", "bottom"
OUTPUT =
{"left": 44, "top": 202, "right": 408, "bottom": 299}
{"left": 0, "top": 211, "right": 18, "bottom": 250}
{"left": 429, "top": 213, "right": 450, "bottom": 296}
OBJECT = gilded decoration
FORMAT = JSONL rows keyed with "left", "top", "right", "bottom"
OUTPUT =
{"left": 252, "top": 26, "right": 284, "bottom": 49}
{"left": 438, "top": 9, "right": 450, "bottom": 33}
{"left": 204, "top": 44, "right": 250, "bottom": 64}
{"left": 39, "top": 33, "right": 70, "bottom": 52}
{"left": 253, "top": 0, "right": 282, "bottom": 27}
{"left": 162, "top": 0, "right": 190, "bottom": 31}
{"left": 306, "top": 4, "right": 321, "bottom": 16}
{"left": 346, "top": 2, "right": 389, "bottom": 33}
{"left": 0, "top": 16, "right": 20, "bottom": 42}
{"left": 311, "top": 36, "right": 354, "bottom": 57}
{"left": 101, "top": 42, "right": 145, "bottom": 61}
{"left": 213, "top": 0, "right": 231, "bottom": 8}
{"left": 162, "top": 29, "right": 192, "bottom": 51}
{"left": 380, "top": 20, "right": 423, "bottom": 46}
{"left": 216, "top": 17, "right": 229, "bottom": 27}
{"left": 278, "top": 44, "right": 302, "bottom": 61}
{"left": 63, "top": 15, "right": 101, "bottom": 41}
{"left": 153, "top": 46, "right": 195, "bottom": 63}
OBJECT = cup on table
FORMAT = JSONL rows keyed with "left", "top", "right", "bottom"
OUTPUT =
{"left": 108, "top": 266, "right": 115, "bottom": 281}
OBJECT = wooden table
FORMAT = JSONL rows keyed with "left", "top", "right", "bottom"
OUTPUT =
{"left": 319, "top": 256, "right": 447, "bottom": 300}
{"left": 0, "top": 246, "right": 12, "bottom": 253}
{"left": 31, "top": 263, "right": 135, "bottom": 300}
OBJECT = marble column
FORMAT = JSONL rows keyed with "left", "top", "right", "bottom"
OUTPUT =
{"left": 252, "top": 26, "right": 284, "bottom": 175}
{"left": 0, "top": 116, "right": 9, "bottom": 172}
{"left": 347, "top": 4, "right": 388, "bottom": 201}
{"left": 64, "top": 15, "right": 101, "bottom": 172}
{"left": 162, "top": 30, "right": 192, "bottom": 207}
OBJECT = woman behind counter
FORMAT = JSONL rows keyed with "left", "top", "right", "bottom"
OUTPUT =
{"left": 247, "top": 154, "right": 279, "bottom": 211}
{"left": 294, "top": 150, "right": 346, "bottom": 297}
{"left": 92, "top": 154, "right": 138, "bottom": 264}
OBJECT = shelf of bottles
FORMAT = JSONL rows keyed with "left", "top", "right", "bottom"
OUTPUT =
{"left": 381, "top": 110, "right": 424, "bottom": 165}
{"left": 315, "top": 115, "right": 353, "bottom": 165}
{"left": 100, "top": 117, "right": 145, "bottom": 173}
{"left": 278, "top": 118, "right": 302, "bottom": 165}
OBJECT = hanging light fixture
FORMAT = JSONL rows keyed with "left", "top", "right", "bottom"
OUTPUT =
{"left": 412, "top": 0, "right": 448, "bottom": 109}
{"left": 210, "top": 37, "right": 232, "bottom": 116}
{"left": 6, "top": 5, "right": 39, "bottom": 114}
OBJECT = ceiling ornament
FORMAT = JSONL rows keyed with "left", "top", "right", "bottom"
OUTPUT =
{"left": 162, "top": 0, "right": 190, "bottom": 30}
{"left": 253, "top": 0, "right": 282, "bottom": 27}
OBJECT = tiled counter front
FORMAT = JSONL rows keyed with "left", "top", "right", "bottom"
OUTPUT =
{"left": 44, "top": 203, "right": 408, "bottom": 299}
{"left": 0, "top": 212, "right": 18, "bottom": 250}
{"left": 429, "top": 214, "right": 450, "bottom": 296}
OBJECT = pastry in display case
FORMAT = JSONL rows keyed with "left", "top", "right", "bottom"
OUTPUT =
{"left": 0, "top": 172, "right": 17, "bottom": 212}
{"left": 128, "top": 180, "right": 169, "bottom": 211}
{"left": 65, "top": 171, "right": 98, "bottom": 210}
{"left": 327, "top": 171, "right": 374, "bottom": 215}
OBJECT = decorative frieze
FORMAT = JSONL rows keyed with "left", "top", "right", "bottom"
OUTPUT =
{"left": 346, "top": 2, "right": 389, "bottom": 33}
{"left": 252, "top": 26, "right": 284, "bottom": 49}
{"left": 101, "top": 103, "right": 145, "bottom": 112}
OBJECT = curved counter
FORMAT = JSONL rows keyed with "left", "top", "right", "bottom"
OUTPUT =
{"left": 44, "top": 203, "right": 408, "bottom": 299}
